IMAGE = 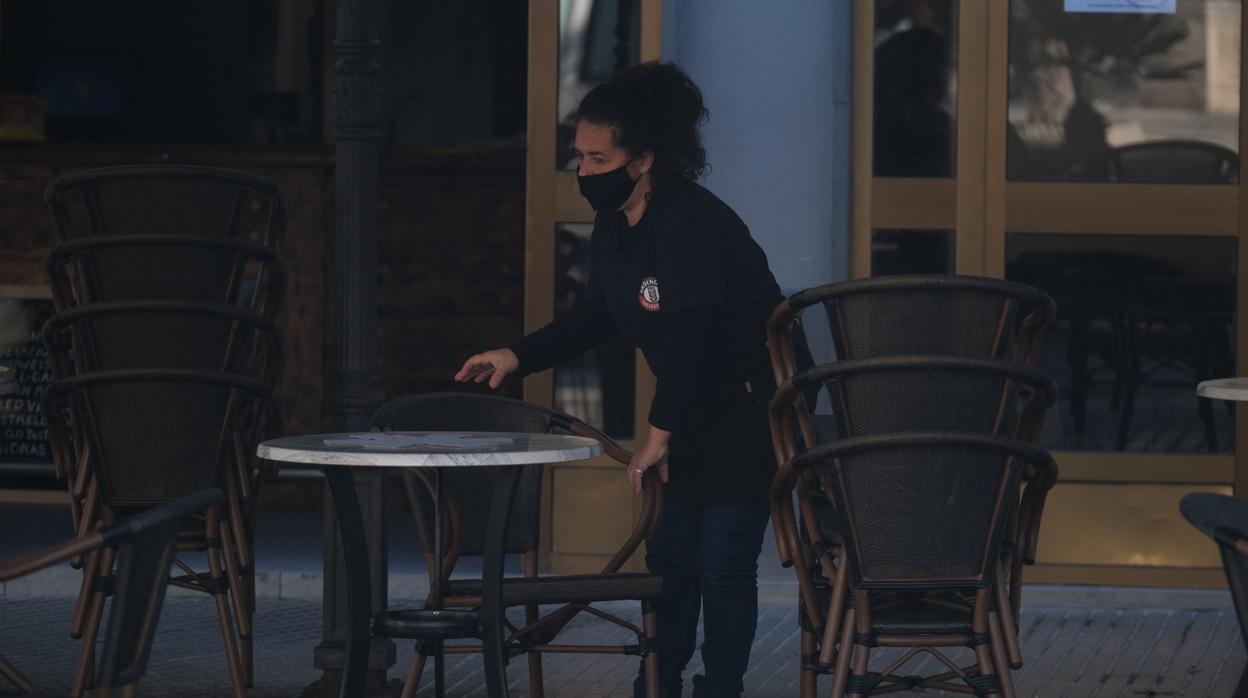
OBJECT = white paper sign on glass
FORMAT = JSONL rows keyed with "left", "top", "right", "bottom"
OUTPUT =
{"left": 1065, "top": 0, "right": 1175, "bottom": 13}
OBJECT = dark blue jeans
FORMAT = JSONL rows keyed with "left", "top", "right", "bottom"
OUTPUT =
{"left": 634, "top": 500, "right": 771, "bottom": 698}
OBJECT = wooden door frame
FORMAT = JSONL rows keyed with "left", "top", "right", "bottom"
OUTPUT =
{"left": 526, "top": 0, "right": 663, "bottom": 573}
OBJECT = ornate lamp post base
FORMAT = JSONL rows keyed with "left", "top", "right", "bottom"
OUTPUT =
{"left": 312, "top": 0, "right": 393, "bottom": 693}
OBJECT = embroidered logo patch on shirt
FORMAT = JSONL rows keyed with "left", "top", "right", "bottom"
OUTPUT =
{"left": 639, "top": 277, "right": 661, "bottom": 312}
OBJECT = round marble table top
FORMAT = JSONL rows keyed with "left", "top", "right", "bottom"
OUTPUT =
{"left": 257, "top": 431, "right": 603, "bottom": 468}
{"left": 1196, "top": 377, "right": 1248, "bottom": 402}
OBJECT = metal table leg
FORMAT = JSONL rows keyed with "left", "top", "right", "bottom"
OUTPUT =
{"left": 482, "top": 465, "right": 522, "bottom": 698}
{"left": 325, "top": 461, "right": 520, "bottom": 698}
{"left": 433, "top": 468, "right": 444, "bottom": 698}
{"left": 322, "top": 466, "right": 370, "bottom": 698}
{"left": 369, "top": 467, "right": 478, "bottom": 697}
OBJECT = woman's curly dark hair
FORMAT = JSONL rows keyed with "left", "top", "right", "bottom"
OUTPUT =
{"left": 569, "top": 61, "right": 710, "bottom": 205}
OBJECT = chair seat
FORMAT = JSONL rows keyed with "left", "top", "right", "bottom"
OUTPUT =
{"left": 443, "top": 573, "right": 663, "bottom": 606}
{"left": 372, "top": 608, "right": 482, "bottom": 641}
{"left": 801, "top": 588, "right": 989, "bottom": 636}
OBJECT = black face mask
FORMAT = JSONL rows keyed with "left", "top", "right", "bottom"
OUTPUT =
{"left": 577, "top": 162, "right": 638, "bottom": 212}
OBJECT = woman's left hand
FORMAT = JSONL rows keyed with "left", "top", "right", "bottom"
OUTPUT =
{"left": 628, "top": 439, "right": 669, "bottom": 495}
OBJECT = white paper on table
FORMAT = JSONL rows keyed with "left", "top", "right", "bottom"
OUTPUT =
{"left": 322, "top": 433, "right": 514, "bottom": 451}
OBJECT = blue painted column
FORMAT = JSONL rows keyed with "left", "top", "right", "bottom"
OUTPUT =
{"left": 663, "top": 0, "right": 852, "bottom": 364}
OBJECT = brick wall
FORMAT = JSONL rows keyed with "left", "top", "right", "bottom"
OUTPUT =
{"left": 378, "top": 147, "right": 526, "bottom": 404}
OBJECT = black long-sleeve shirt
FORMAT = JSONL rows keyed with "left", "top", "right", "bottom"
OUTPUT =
{"left": 511, "top": 179, "right": 781, "bottom": 435}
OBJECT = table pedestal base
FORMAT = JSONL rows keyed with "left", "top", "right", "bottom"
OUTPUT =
{"left": 311, "top": 637, "right": 397, "bottom": 674}
{"left": 307, "top": 634, "right": 399, "bottom": 697}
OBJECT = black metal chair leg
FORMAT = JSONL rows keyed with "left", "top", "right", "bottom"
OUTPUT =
{"left": 482, "top": 466, "right": 523, "bottom": 698}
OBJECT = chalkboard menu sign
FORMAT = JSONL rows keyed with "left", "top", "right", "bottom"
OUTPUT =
{"left": 0, "top": 288, "right": 55, "bottom": 464}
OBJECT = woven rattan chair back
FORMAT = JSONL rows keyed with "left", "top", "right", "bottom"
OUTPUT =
{"left": 45, "top": 369, "right": 273, "bottom": 508}
{"left": 42, "top": 301, "right": 281, "bottom": 394}
{"left": 45, "top": 164, "right": 285, "bottom": 249}
{"left": 786, "top": 274, "right": 1055, "bottom": 366}
{"left": 371, "top": 392, "right": 575, "bottom": 557}
{"left": 796, "top": 432, "right": 1050, "bottom": 589}
{"left": 789, "top": 356, "right": 1057, "bottom": 444}
{"left": 46, "top": 235, "right": 285, "bottom": 320}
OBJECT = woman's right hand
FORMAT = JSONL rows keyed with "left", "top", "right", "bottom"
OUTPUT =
{"left": 453, "top": 348, "right": 519, "bottom": 390}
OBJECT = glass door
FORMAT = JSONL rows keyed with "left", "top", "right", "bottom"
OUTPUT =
{"left": 856, "top": 0, "right": 1245, "bottom": 586}
{"left": 526, "top": 0, "right": 663, "bottom": 573}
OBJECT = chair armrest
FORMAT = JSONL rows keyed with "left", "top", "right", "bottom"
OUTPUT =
{"left": 1017, "top": 297, "right": 1059, "bottom": 366}
{"left": 1017, "top": 395, "right": 1056, "bottom": 445}
{"left": 515, "top": 420, "right": 660, "bottom": 644}
{"left": 767, "top": 376, "right": 821, "bottom": 566}
{"left": 0, "top": 531, "right": 106, "bottom": 582}
{"left": 766, "top": 299, "right": 803, "bottom": 386}
{"left": 0, "top": 488, "right": 222, "bottom": 582}
{"left": 1019, "top": 456, "right": 1059, "bottom": 565}
{"left": 567, "top": 419, "right": 632, "bottom": 465}
{"left": 566, "top": 419, "right": 663, "bottom": 575}
{"left": 768, "top": 467, "right": 802, "bottom": 568}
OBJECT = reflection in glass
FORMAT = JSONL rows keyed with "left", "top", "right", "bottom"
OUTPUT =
{"left": 1006, "top": 234, "right": 1236, "bottom": 453}
{"left": 554, "top": 224, "right": 636, "bottom": 438}
{"left": 1008, "top": 0, "right": 1241, "bottom": 182}
{"left": 873, "top": 0, "right": 959, "bottom": 177}
{"left": 871, "top": 229, "right": 954, "bottom": 275}
{"left": 557, "top": 0, "right": 640, "bottom": 169}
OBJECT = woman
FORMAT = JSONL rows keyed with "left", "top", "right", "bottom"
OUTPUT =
{"left": 455, "top": 61, "right": 781, "bottom": 698}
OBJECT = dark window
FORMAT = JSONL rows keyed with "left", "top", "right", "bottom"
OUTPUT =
{"left": 1006, "top": 233, "right": 1236, "bottom": 453}
{"left": 871, "top": 228, "right": 955, "bottom": 276}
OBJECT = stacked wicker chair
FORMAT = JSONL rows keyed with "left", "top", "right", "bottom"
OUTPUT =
{"left": 766, "top": 275, "right": 1059, "bottom": 697}
{"left": 39, "top": 165, "right": 287, "bottom": 697}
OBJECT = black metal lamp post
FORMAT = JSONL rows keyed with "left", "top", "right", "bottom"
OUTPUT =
{"left": 307, "top": 0, "right": 395, "bottom": 694}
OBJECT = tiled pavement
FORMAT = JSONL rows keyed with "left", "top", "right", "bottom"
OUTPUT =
{"left": 1, "top": 589, "right": 1244, "bottom": 696}
{"left": 2, "top": 504, "right": 1246, "bottom": 696}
